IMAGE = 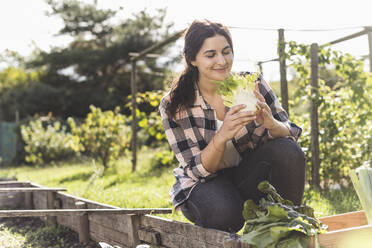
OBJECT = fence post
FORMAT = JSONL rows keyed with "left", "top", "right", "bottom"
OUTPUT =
{"left": 131, "top": 60, "right": 137, "bottom": 172}
{"left": 257, "top": 61, "right": 263, "bottom": 75}
{"left": 366, "top": 27, "right": 372, "bottom": 72}
{"left": 310, "top": 43, "right": 320, "bottom": 188}
{"left": 14, "top": 110, "right": 19, "bottom": 164}
{"left": 278, "top": 29, "right": 289, "bottom": 114}
{"left": 75, "top": 201, "right": 90, "bottom": 243}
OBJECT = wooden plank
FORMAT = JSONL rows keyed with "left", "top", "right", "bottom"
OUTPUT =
{"left": 127, "top": 214, "right": 141, "bottom": 247}
{"left": 55, "top": 190, "right": 120, "bottom": 210}
{"left": 140, "top": 215, "right": 230, "bottom": 247}
{"left": 319, "top": 210, "right": 368, "bottom": 231}
{"left": 223, "top": 237, "right": 252, "bottom": 248}
{"left": 0, "top": 188, "right": 66, "bottom": 192}
{"left": 57, "top": 214, "right": 78, "bottom": 232}
{"left": 0, "top": 193, "right": 24, "bottom": 208}
{"left": 75, "top": 201, "right": 90, "bottom": 243}
{"left": 89, "top": 222, "right": 130, "bottom": 246}
{"left": 138, "top": 228, "right": 162, "bottom": 246}
{"left": 54, "top": 193, "right": 82, "bottom": 231}
{"left": 88, "top": 214, "right": 129, "bottom": 234}
{"left": 90, "top": 231, "right": 130, "bottom": 248}
{"left": 0, "top": 181, "right": 30, "bottom": 185}
{"left": 24, "top": 192, "right": 33, "bottom": 209}
{"left": 316, "top": 224, "right": 372, "bottom": 248}
{"left": 33, "top": 191, "right": 47, "bottom": 209}
{"left": 0, "top": 177, "right": 17, "bottom": 181}
{"left": 0, "top": 208, "right": 171, "bottom": 217}
{"left": 142, "top": 228, "right": 222, "bottom": 248}
{"left": 46, "top": 191, "right": 57, "bottom": 225}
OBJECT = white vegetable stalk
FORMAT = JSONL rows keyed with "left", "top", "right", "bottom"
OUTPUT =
{"left": 232, "top": 85, "right": 258, "bottom": 112}
{"left": 214, "top": 72, "right": 260, "bottom": 113}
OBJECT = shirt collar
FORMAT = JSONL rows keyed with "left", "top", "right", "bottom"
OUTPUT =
{"left": 193, "top": 83, "right": 212, "bottom": 110}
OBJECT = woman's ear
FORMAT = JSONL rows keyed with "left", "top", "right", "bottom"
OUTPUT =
{"left": 190, "top": 61, "right": 197, "bottom": 67}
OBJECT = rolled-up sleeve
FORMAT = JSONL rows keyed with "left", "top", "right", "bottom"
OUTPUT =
{"left": 259, "top": 77, "right": 302, "bottom": 141}
{"left": 159, "top": 97, "right": 215, "bottom": 181}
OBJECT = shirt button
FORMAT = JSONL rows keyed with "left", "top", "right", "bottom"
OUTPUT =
{"left": 201, "top": 179, "right": 205, "bottom": 183}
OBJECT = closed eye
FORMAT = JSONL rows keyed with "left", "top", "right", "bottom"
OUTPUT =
{"left": 205, "top": 52, "right": 216, "bottom": 58}
{"left": 222, "top": 47, "right": 232, "bottom": 55}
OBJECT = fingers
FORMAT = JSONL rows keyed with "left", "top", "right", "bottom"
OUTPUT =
{"left": 257, "top": 100, "right": 271, "bottom": 113}
{"left": 236, "top": 116, "right": 256, "bottom": 124}
{"left": 228, "top": 104, "right": 247, "bottom": 115}
{"left": 230, "top": 118, "right": 255, "bottom": 133}
{"left": 254, "top": 88, "right": 265, "bottom": 102}
{"left": 229, "top": 110, "right": 256, "bottom": 121}
{"left": 221, "top": 112, "right": 256, "bottom": 136}
{"left": 262, "top": 108, "right": 270, "bottom": 118}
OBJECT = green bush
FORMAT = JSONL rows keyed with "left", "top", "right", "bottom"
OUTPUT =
{"left": 150, "top": 149, "right": 177, "bottom": 169}
{"left": 21, "top": 116, "right": 81, "bottom": 165}
{"left": 287, "top": 42, "right": 372, "bottom": 185}
{"left": 68, "top": 105, "right": 130, "bottom": 169}
{"left": 126, "top": 90, "right": 167, "bottom": 147}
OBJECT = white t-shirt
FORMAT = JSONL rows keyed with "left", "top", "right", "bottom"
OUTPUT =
{"left": 216, "top": 119, "right": 242, "bottom": 170}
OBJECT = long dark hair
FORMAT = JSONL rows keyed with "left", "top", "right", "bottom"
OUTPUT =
{"left": 167, "top": 20, "right": 233, "bottom": 119}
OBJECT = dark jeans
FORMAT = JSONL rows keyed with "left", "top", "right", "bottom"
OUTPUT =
{"left": 181, "top": 137, "right": 306, "bottom": 232}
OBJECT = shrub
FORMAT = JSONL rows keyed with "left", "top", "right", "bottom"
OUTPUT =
{"left": 126, "top": 90, "right": 167, "bottom": 147}
{"left": 21, "top": 116, "right": 81, "bottom": 165}
{"left": 68, "top": 105, "right": 130, "bottom": 169}
{"left": 287, "top": 42, "right": 372, "bottom": 185}
{"left": 150, "top": 149, "right": 177, "bottom": 169}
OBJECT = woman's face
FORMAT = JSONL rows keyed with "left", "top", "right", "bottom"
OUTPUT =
{"left": 191, "top": 34, "right": 233, "bottom": 85}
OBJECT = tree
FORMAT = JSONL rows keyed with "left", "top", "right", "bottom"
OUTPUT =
{"left": 25, "top": 0, "right": 174, "bottom": 118}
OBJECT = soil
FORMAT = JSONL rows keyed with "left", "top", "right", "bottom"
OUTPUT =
{"left": 0, "top": 216, "right": 99, "bottom": 248}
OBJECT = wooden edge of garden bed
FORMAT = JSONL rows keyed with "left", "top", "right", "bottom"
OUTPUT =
{"left": 319, "top": 210, "right": 368, "bottom": 231}
{"left": 2, "top": 181, "right": 370, "bottom": 248}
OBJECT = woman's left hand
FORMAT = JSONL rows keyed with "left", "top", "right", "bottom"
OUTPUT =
{"left": 254, "top": 83, "right": 278, "bottom": 130}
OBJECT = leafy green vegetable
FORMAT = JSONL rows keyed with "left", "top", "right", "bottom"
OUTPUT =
{"left": 214, "top": 73, "right": 260, "bottom": 112}
{"left": 241, "top": 181, "right": 327, "bottom": 248}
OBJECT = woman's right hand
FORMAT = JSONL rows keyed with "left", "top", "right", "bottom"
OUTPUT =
{"left": 217, "top": 104, "right": 257, "bottom": 142}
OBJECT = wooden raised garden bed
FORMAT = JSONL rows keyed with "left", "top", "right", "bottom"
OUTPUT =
{"left": 0, "top": 180, "right": 370, "bottom": 248}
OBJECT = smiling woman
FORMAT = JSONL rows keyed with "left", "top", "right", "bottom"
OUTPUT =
{"left": 159, "top": 20, "right": 305, "bottom": 233}
{"left": 190, "top": 35, "right": 234, "bottom": 83}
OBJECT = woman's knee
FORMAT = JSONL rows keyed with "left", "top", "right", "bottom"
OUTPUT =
{"left": 183, "top": 195, "right": 245, "bottom": 232}
{"left": 201, "top": 201, "right": 244, "bottom": 232}
{"left": 268, "top": 138, "right": 305, "bottom": 166}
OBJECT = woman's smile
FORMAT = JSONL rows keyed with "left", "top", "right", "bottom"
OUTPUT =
{"left": 213, "top": 67, "right": 228, "bottom": 73}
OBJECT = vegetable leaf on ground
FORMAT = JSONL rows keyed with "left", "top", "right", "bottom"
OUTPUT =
{"left": 241, "top": 181, "right": 327, "bottom": 248}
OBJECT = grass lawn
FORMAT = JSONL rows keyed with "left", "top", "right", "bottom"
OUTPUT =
{"left": 0, "top": 146, "right": 362, "bottom": 223}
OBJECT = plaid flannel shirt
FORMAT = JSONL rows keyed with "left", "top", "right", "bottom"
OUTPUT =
{"left": 159, "top": 75, "right": 302, "bottom": 209}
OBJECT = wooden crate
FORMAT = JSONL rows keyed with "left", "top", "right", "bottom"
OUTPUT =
{"left": 310, "top": 211, "right": 372, "bottom": 248}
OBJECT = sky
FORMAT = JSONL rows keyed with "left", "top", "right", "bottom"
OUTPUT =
{"left": 0, "top": 0, "right": 371, "bottom": 81}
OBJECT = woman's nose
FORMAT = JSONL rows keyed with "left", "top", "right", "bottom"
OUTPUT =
{"left": 216, "top": 53, "right": 227, "bottom": 65}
